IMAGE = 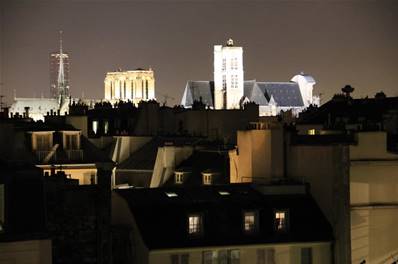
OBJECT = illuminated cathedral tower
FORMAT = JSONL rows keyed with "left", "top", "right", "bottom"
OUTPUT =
{"left": 213, "top": 38, "right": 244, "bottom": 109}
{"left": 50, "top": 31, "right": 70, "bottom": 102}
{"left": 104, "top": 68, "right": 155, "bottom": 105}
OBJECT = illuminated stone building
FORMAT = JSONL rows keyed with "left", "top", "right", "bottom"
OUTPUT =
{"left": 213, "top": 38, "right": 244, "bottom": 109}
{"left": 9, "top": 31, "right": 71, "bottom": 121}
{"left": 181, "top": 39, "right": 319, "bottom": 116}
{"left": 104, "top": 68, "right": 155, "bottom": 105}
{"left": 229, "top": 91, "right": 398, "bottom": 263}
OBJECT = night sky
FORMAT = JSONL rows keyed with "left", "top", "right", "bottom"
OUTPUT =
{"left": 1, "top": 0, "right": 397, "bottom": 106}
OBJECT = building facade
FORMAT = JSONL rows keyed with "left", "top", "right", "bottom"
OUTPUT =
{"left": 112, "top": 185, "right": 333, "bottom": 264}
{"left": 104, "top": 69, "right": 155, "bottom": 105}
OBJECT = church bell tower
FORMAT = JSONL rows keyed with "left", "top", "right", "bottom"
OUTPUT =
{"left": 213, "top": 38, "right": 244, "bottom": 109}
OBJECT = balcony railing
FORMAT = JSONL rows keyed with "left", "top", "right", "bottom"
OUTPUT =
{"left": 65, "top": 149, "right": 83, "bottom": 161}
{"left": 36, "top": 150, "right": 57, "bottom": 163}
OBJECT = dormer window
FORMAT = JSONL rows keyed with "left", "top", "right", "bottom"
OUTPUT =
{"left": 30, "top": 131, "right": 54, "bottom": 152}
{"left": 175, "top": 172, "right": 184, "bottom": 184}
{"left": 275, "top": 210, "right": 288, "bottom": 232}
{"left": 63, "top": 131, "right": 80, "bottom": 150}
{"left": 243, "top": 211, "right": 258, "bottom": 234}
{"left": 203, "top": 173, "right": 212, "bottom": 185}
{"left": 188, "top": 214, "right": 202, "bottom": 236}
{"left": 34, "top": 133, "right": 53, "bottom": 151}
{"left": 201, "top": 170, "right": 216, "bottom": 185}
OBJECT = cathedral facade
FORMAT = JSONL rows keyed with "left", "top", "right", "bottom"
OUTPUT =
{"left": 104, "top": 69, "right": 155, "bottom": 105}
{"left": 181, "top": 39, "right": 319, "bottom": 116}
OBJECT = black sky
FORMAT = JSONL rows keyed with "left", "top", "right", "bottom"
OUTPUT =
{"left": 1, "top": 0, "right": 397, "bottom": 106}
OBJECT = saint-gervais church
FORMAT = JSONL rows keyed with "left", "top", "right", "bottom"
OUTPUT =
{"left": 181, "top": 39, "right": 319, "bottom": 116}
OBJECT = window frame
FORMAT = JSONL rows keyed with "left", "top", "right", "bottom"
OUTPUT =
{"left": 187, "top": 213, "right": 203, "bottom": 237}
{"left": 243, "top": 210, "right": 259, "bottom": 234}
{"left": 175, "top": 172, "right": 184, "bottom": 184}
{"left": 274, "top": 209, "right": 289, "bottom": 232}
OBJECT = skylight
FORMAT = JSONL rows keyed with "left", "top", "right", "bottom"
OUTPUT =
{"left": 165, "top": 192, "right": 178, "bottom": 197}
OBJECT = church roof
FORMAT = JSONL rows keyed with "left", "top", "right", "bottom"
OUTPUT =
{"left": 182, "top": 80, "right": 304, "bottom": 108}
{"left": 10, "top": 98, "right": 59, "bottom": 114}
{"left": 182, "top": 81, "right": 214, "bottom": 107}
{"left": 257, "top": 82, "right": 304, "bottom": 107}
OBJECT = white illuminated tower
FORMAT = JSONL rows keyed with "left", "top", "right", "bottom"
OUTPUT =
{"left": 213, "top": 38, "right": 244, "bottom": 109}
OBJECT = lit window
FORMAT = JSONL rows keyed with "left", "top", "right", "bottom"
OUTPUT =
{"left": 175, "top": 172, "right": 184, "bottom": 184}
{"left": 301, "top": 248, "right": 312, "bottom": 264}
{"left": 165, "top": 192, "right": 178, "bottom": 198}
{"left": 218, "top": 191, "right": 230, "bottom": 196}
{"left": 202, "top": 173, "right": 212, "bottom": 185}
{"left": 92, "top": 120, "right": 99, "bottom": 134}
{"left": 275, "top": 210, "right": 288, "bottom": 231}
{"left": 188, "top": 214, "right": 202, "bottom": 235}
{"left": 308, "top": 129, "right": 316, "bottom": 135}
{"left": 244, "top": 211, "right": 258, "bottom": 233}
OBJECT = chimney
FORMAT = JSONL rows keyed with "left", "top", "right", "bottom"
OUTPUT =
{"left": 24, "top": 106, "right": 30, "bottom": 118}
{"left": 3, "top": 107, "right": 9, "bottom": 118}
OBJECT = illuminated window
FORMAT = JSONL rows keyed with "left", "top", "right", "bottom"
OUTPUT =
{"left": 308, "top": 129, "right": 316, "bottom": 135}
{"left": 218, "top": 191, "right": 230, "bottom": 196}
{"left": 175, "top": 172, "right": 184, "bottom": 184}
{"left": 275, "top": 210, "right": 288, "bottom": 231}
{"left": 301, "top": 248, "right": 312, "bottom": 264}
{"left": 188, "top": 214, "right": 202, "bottom": 235}
{"left": 92, "top": 120, "right": 99, "bottom": 135}
{"left": 171, "top": 254, "right": 189, "bottom": 264}
{"left": 202, "top": 173, "right": 212, "bottom": 185}
{"left": 244, "top": 211, "right": 258, "bottom": 233}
